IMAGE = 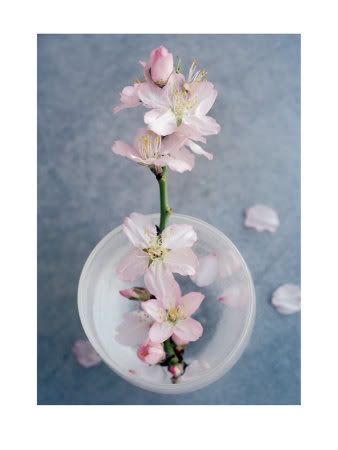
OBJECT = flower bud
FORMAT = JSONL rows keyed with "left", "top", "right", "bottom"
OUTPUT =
{"left": 169, "top": 363, "right": 184, "bottom": 377}
{"left": 137, "top": 340, "right": 166, "bottom": 365}
{"left": 149, "top": 46, "right": 174, "bottom": 87}
{"left": 119, "top": 287, "right": 152, "bottom": 301}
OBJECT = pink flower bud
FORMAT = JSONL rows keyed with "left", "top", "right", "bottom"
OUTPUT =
{"left": 169, "top": 363, "right": 184, "bottom": 377}
{"left": 149, "top": 46, "right": 174, "bottom": 87}
{"left": 119, "top": 287, "right": 152, "bottom": 301}
{"left": 137, "top": 340, "right": 166, "bottom": 365}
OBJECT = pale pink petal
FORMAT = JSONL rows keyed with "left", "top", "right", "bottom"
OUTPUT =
{"left": 164, "top": 247, "right": 198, "bottom": 276}
{"left": 116, "top": 247, "right": 148, "bottom": 281}
{"left": 112, "top": 140, "right": 140, "bottom": 162}
{"left": 149, "top": 321, "right": 174, "bottom": 343}
{"left": 218, "top": 285, "right": 241, "bottom": 306}
{"left": 161, "top": 133, "right": 187, "bottom": 154}
{"left": 244, "top": 204, "right": 280, "bottom": 232}
{"left": 172, "top": 334, "right": 189, "bottom": 346}
{"left": 271, "top": 284, "right": 301, "bottom": 315}
{"left": 72, "top": 340, "right": 101, "bottom": 368}
{"left": 115, "top": 311, "right": 153, "bottom": 346}
{"left": 173, "top": 317, "right": 203, "bottom": 342}
{"left": 184, "top": 115, "right": 221, "bottom": 136}
{"left": 185, "top": 139, "right": 213, "bottom": 160}
{"left": 144, "top": 109, "right": 177, "bottom": 136}
{"left": 113, "top": 85, "right": 141, "bottom": 113}
{"left": 217, "top": 249, "right": 242, "bottom": 278}
{"left": 123, "top": 212, "right": 157, "bottom": 248}
{"left": 144, "top": 263, "right": 181, "bottom": 308}
{"left": 191, "top": 81, "right": 218, "bottom": 116}
{"left": 181, "top": 360, "right": 210, "bottom": 380}
{"left": 141, "top": 299, "right": 166, "bottom": 323}
{"left": 138, "top": 82, "right": 168, "bottom": 109}
{"left": 190, "top": 254, "right": 218, "bottom": 287}
{"left": 165, "top": 146, "right": 195, "bottom": 173}
{"left": 179, "top": 292, "right": 205, "bottom": 317}
{"left": 161, "top": 224, "right": 197, "bottom": 249}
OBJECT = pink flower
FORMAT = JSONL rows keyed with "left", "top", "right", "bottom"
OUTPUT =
{"left": 113, "top": 83, "right": 141, "bottom": 113}
{"left": 141, "top": 268, "right": 205, "bottom": 343}
{"left": 112, "top": 128, "right": 194, "bottom": 173}
{"left": 138, "top": 65, "right": 220, "bottom": 139}
{"left": 117, "top": 212, "right": 198, "bottom": 282}
{"left": 148, "top": 46, "right": 174, "bottom": 87}
{"left": 137, "top": 339, "right": 166, "bottom": 365}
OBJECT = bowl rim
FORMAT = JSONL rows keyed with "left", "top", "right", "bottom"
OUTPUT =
{"left": 78, "top": 213, "right": 256, "bottom": 394}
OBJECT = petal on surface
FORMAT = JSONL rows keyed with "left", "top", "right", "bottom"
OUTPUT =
{"left": 244, "top": 204, "right": 280, "bottom": 232}
{"left": 115, "top": 311, "right": 153, "bottom": 346}
{"left": 123, "top": 212, "right": 157, "bottom": 248}
{"left": 116, "top": 247, "right": 148, "bottom": 281}
{"left": 173, "top": 318, "right": 203, "bottom": 342}
{"left": 145, "top": 263, "right": 181, "bottom": 308}
{"left": 161, "top": 224, "right": 197, "bottom": 249}
{"left": 192, "top": 81, "right": 218, "bottom": 116}
{"left": 72, "top": 340, "right": 102, "bottom": 368}
{"left": 186, "top": 139, "right": 213, "bottom": 160}
{"left": 271, "top": 284, "right": 301, "bottom": 315}
{"left": 179, "top": 292, "right": 205, "bottom": 317}
{"left": 190, "top": 254, "right": 219, "bottom": 286}
{"left": 144, "top": 109, "right": 178, "bottom": 136}
{"left": 165, "top": 248, "right": 199, "bottom": 276}
{"left": 141, "top": 299, "right": 166, "bottom": 322}
{"left": 149, "top": 321, "right": 174, "bottom": 343}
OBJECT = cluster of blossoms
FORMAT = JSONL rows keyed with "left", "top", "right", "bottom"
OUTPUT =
{"left": 112, "top": 46, "right": 220, "bottom": 382}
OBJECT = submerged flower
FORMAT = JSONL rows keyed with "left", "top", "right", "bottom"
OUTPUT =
{"left": 138, "top": 65, "right": 220, "bottom": 139}
{"left": 112, "top": 128, "right": 194, "bottom": 173}
{"left": 117, "top": 212, "right": 198, "bottom": 282}
{"left": 113, "top": 83, "right": 141, "bottom": 113}
{"left": 141, "top": 268, "right": 204, "bottom": 343}
{"left": 137, "top": 339, "right": 166, "bottom": 365}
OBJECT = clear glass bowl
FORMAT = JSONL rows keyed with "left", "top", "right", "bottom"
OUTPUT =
{"left": 78, "top": 214, "right": 255, "bottom": 394}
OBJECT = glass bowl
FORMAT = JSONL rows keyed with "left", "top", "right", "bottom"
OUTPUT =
{"left": 78, "top": 214, "right": 255, "bottom": 394}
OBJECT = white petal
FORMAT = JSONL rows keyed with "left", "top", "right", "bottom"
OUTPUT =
{"left": 271, "top": 284, "right": 301, "bottom": 315}
{"left": 190, "top": 254, "right": 218, "bottom": 287}
{"left": 115, "top": 311, "right": 153, "bottom": 346}
{"left": 138, "top": 81, "right": 168, "bottom": 109}
{"left": 144, "top": 263, "right": 181, "bottom": 308}
{"left": 185, "top": 139, "right": 213, "bottom": 160}
{"left": 164, "top": 147, "right": 195, "bottom": 173}
{"left": 72, "top": 340, "right": 101, "bottom": 368}
{"left": 116, "top": 247, "right": 148, "bottom": 281}
{"left": 217, "top": 249, "right": 242, "bottom": 278}
{"left": 218, "top": 285, "right": 241, "bottom": 306}
{"left": 244, "top": 204, "right": 280, "bottom": 232}
{"left": 123, "top": 212, "right": 157, "bottom": 248}
{"left": 161, "top": 224, "right": 197, "bottom": 249}
{"left": 191, "top": 81, "right": 218, "bottom": 116}
{"left": 144, "top": 109, "right": 177, "bottom": 136}
{"left": 141, "top": 299, "right": 166, "bottom": 322}
{"left": 164, "top": 247, "right": 198, "bottom": 276}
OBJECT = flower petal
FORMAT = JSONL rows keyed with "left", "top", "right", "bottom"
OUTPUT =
{"left": 138, "top": 81, "right": 168, "bottom": 109}
{"left": 271, "top": 284, "right": 301, "bottom": 315}
{"left": 184, "top": 115, "right": 221, "bottom": 136}
{"left": 116, "top": 247, "right": 148, "bottom": 281}
{"left": 161, "top": 224, "right": 197, "bottom": 249}
{"left": 190, "top": 254, "right": 218, "bottom": 286}
{"left": 244, "top": 204, "right": 280, "bottom": 232}
{"left": 115, "top": 311, "right": 153, "bottom": 346}
{"left": 149, "top": 321, "right": 174, "bottom": 343}
{"left": 164, "top": 147, "right": 195, "bottom": 173}
{"left": 72, "top": 340, "right": 101, "bottom": 368}
{"left": 173, "top": 318, "right": 203, "bottom": 342}
{"left": 164, "top": 247, "right": 198, "bottom": 276}
{"left": 144, "top": 109, "right": 177, "bottom": 136}
{"left": 179, "top": 292, "right": 205, "bottom": 317}
{"left": 113, "top": 85, "right": 141, "bottom": 113}
{"left": 123, "top": 212, "right": 157, "bottom": 248}
{"left": 185, "top": 139, "right": 213, "bottom": 160}
{"left": 141, "top": 299, "right": 166, "bottom": 322}
{"left": 191, "top": 81, "right": 218, "bottom": 116}
{"left": 112, "top": 140, "right": 140, "bottom": 161}
{"left": 144, "top": 263, "right": 181, "bottom": 308}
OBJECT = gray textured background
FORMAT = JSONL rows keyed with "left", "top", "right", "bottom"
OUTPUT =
{"left": 37, "top": 34, "right": 300, "bottom": 405}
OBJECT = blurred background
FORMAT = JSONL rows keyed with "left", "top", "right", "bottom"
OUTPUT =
{"left": 37, "top": 34, "right": 300, "bottom": 404}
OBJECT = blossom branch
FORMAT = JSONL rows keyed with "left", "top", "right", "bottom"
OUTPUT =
{"left": 156, "top": 166, "right": 172, "bottom": 233}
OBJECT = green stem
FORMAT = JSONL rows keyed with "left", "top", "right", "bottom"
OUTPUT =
{"left": 157, "top": 166, "right": 172, "bottom": 233}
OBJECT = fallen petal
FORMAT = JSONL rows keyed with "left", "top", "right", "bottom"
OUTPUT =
{"left": 244, "top": 204, "right": 280, "bottom": 232}
{"left": 190, "top": 254, "right": 218, "bottom": 287}
{"left": 72, "top": 340, "right": 101, "bottom": 368}
{"left": 271, "top": 284, "right": 301, "bottom": 314}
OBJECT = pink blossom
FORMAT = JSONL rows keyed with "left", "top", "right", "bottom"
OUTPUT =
{"left": 148, "top": 46, "right": 174, "bottom": 87}
{"left": 113, "top": 84, "right": 141, "bottom": 113}
{"left": 141, "top": 268, "right": 205, "bottom": 343}
{"left": 169, "top": 363, "right": 184, "bottom": 377}
{"left": 112, "top": 128, "right": 194, "bottom": 173}
{"left": 72, "top": 340, "right": 101, "bottom": 368}
{"left": 138, "top": 63, "right": 220, "bottom": 141}
{"left": 117, "top": 212, "right": 198, "bottom": 282}
{"left": 137, "top": 339, "right": 166, "bottom": 365}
